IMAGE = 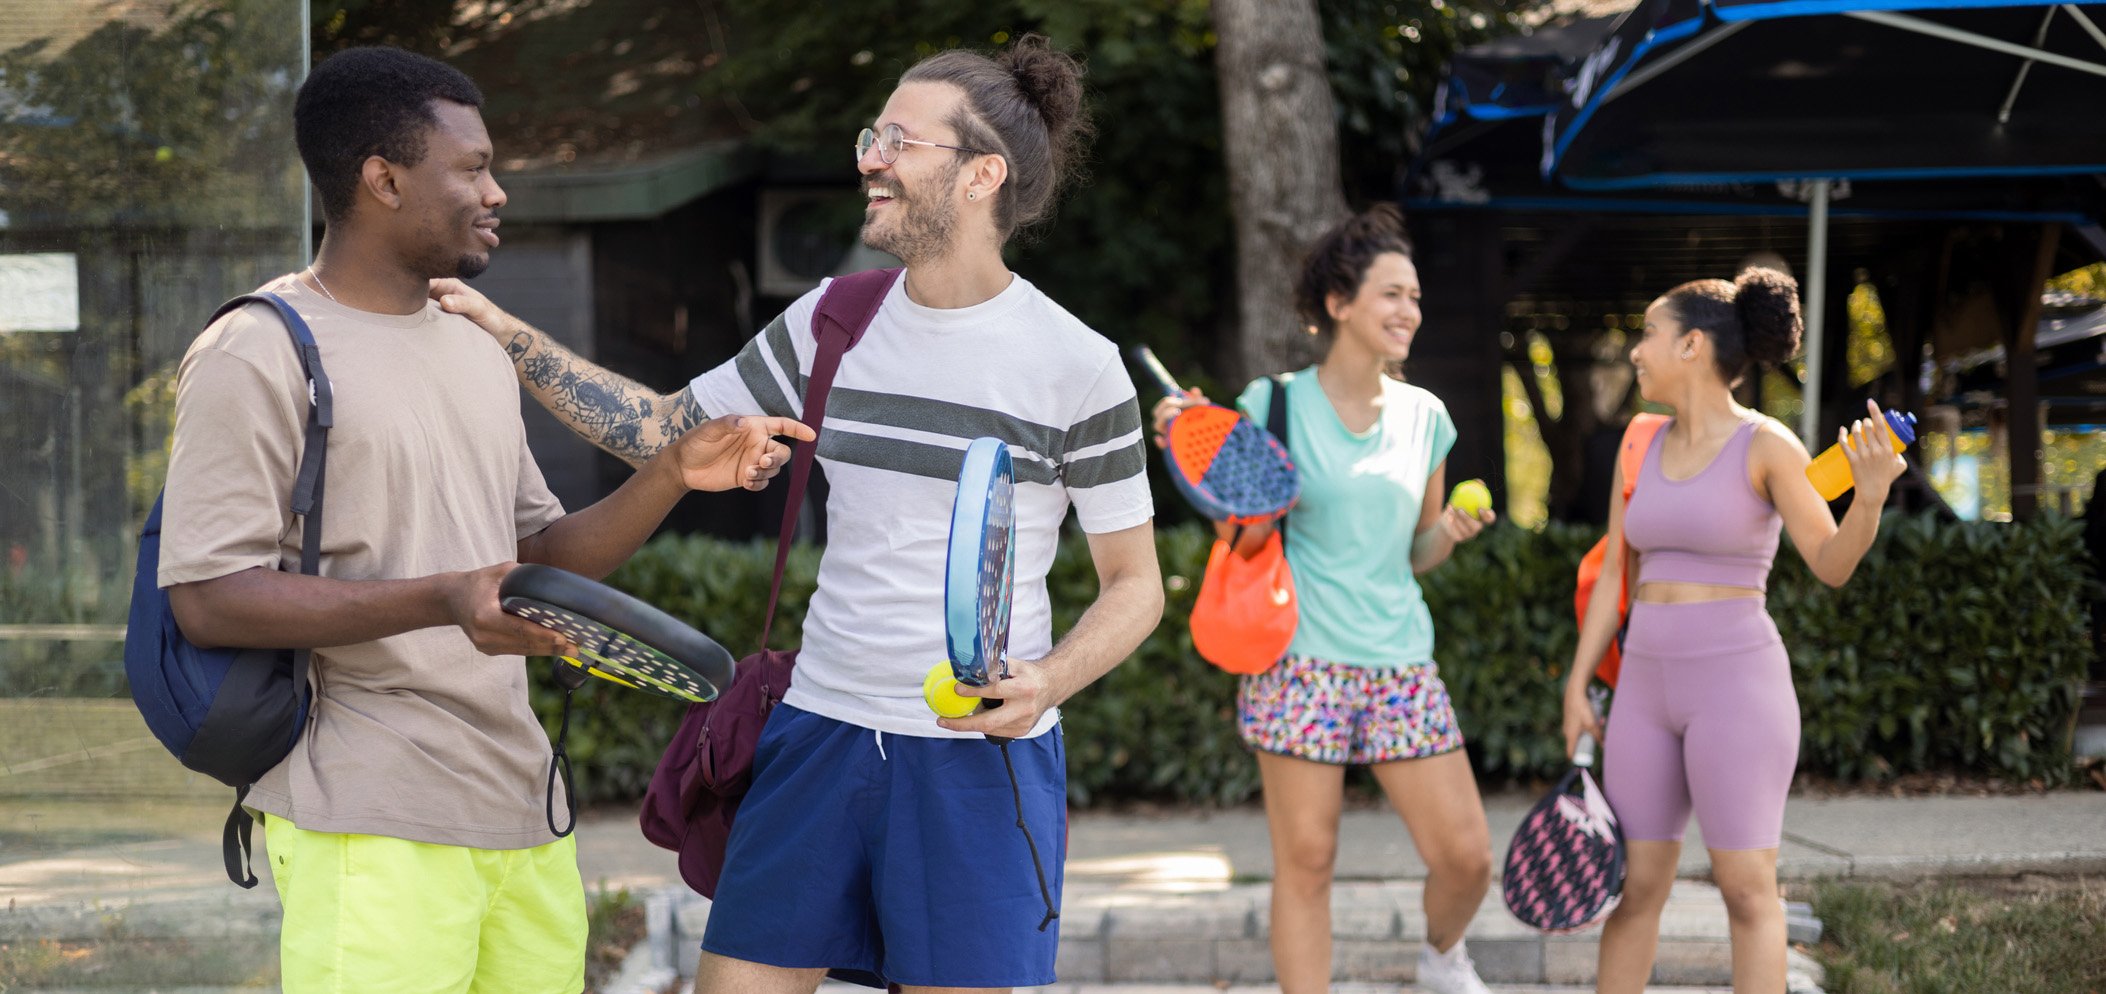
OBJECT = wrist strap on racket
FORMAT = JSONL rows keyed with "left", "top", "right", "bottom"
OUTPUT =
{"left": 545, "top": 662, "right": 588, "bottom": 837}
{"left": 994, "top": 740, "right": 1060, "bottom": 931}
{"left": 759, "top": 268, "right": 903, "bottom": 647}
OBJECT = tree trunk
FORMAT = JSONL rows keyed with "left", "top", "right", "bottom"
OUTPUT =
{"left": 1212, "top": 0, "right": 1348, "bottom": 384}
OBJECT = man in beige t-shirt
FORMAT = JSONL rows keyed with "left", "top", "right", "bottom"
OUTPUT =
{"left": 159, "top": 47, "right": 810, "bottom": 994}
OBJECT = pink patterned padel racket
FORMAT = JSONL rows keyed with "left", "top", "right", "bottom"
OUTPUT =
{"left": 1501, "top": 699, "right": 1626, "bottom": 934}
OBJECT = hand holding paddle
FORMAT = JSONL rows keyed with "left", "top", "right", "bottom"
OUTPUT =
{"left": 937, "top": 658, "right": 1057, "bottom": 740}
{"left": 446, "top": 561, "right": 578, "bottom": 659}
{"left": 1129, "top": 347, "right": 1299, "bottom": 525}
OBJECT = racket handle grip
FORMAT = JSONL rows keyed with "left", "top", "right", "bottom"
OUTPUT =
{"left": 1129, "top": 346, "right": 1186, "bottom": 398}
{"left": 1574, "top": 732, "right": 1597, "bottom": 768}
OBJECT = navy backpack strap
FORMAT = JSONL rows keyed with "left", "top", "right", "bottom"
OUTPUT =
{"left": 1267, "top": 376, "right": 1290, "bottom": 548}
{"left": 205, "top": 291, "right": 330, "bottom": 887}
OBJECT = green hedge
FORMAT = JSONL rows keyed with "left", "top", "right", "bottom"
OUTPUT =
{"left": 543, "top": 514, "right": 2093, "bottom": 805}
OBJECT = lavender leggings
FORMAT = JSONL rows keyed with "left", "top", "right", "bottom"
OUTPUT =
{"left": 1602, "top": 597, "right": 1799, "bottom": 852}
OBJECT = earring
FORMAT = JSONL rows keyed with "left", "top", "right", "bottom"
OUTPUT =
{"left": 1681, "top": 349, "right": 1695, "bottom": 360}
{"left": 967, "top": 192, "right": 977, "bottom": 201}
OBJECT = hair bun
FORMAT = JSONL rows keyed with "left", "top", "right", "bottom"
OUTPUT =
{"left": 1341, "top": 202, "right": 1408, "bottom": 244}
{"left": 1000, "top": 34, "right": 1084, "bottom": 136}
{"left": 1732, "top": 267, "right": 1804, "bottom": 370}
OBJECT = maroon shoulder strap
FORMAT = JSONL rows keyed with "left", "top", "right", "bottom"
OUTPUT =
{"left": 759, "top": 268, "right": 903, "bottom": 648}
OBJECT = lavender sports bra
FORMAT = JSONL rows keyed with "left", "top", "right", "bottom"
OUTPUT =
{"left": 1622, "top": 418, "right": 1782, "bottom": 591}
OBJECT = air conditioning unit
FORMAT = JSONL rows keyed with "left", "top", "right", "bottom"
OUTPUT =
{"left": 756, "top": 188, "right": 900, "bottom": 297}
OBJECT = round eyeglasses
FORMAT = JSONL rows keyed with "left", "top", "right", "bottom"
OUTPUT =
{"left": 855, "top": 123, "right": 990, "bottom": 165}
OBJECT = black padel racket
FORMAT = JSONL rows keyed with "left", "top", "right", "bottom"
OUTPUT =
{"left": 499, "top": 563, "right": 734, "bottom": 703}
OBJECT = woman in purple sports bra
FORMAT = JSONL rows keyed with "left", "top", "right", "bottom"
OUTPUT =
{"left": 1561, "top": 268, "right": 1906, "bottom": 994}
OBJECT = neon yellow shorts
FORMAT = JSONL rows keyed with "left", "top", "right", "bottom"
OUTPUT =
{"left": 263, "top": 815, "right": 586, "bottom": 994}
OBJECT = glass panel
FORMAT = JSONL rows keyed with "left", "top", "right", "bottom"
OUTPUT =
{"left": 1, "top": 2, "right": 303, "bottom": 986}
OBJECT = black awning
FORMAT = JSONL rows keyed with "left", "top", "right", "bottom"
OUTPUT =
{"left": 1545, "top": 1, "right": 2106, "bottom": 190}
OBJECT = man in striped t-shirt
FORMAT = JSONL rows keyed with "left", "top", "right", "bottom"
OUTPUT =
{"left": 434, "top": 35, "right": 1161, "bottom": 994}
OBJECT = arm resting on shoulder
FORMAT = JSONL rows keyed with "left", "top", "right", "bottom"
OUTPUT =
{"left": 432, "top": 278, "right": 706, "bottom": 466}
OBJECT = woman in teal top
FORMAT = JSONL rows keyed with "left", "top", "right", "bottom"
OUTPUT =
{"left": 1151, "top": 205, "right": 1497, "bottom": 994}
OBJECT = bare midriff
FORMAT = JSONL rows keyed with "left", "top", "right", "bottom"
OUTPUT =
{"left": 1633, "top": 580, "right": 1762, "bottom": 604}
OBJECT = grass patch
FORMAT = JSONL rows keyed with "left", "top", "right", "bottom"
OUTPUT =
{"left": 1812, "top": 876, "right": 2106, "bottom": 994}
{"left": 0, "top": 882, "right": 648, "bottom": 993}
{"left": 585, "top": 881, "right": 646, "bottom": 994}
{"left": 0, "top": 935, "right": 278, "bottom": 991}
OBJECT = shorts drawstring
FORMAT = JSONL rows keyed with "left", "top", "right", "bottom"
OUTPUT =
{"left": 873, "top": 728, "right": 887, "bottom": 762}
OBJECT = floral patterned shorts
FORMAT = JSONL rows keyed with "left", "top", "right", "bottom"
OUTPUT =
{"left": 1237, "top": 653, "right": 1465, "bottom": 765}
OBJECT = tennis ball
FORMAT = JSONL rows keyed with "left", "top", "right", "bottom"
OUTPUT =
{"left": 154, "top": 146, "right": 174, "bottom": 163}
{"left": 1449, "top": 478, "right": 1492, "bottom": 518}
{"left": 923, "top": 662, "right": 980, "bottom": 718}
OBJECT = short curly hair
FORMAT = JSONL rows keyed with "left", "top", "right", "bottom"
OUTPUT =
{"left": 1293, "top": 204, "right": 1414, "bottom": 336}
{"left": 294, "top": 47, "right": 484, "bottom": 224}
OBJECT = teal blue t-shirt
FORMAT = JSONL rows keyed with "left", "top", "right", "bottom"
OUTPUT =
{"left": 1238, "top": 369, "right": 1457, "bottom": 668}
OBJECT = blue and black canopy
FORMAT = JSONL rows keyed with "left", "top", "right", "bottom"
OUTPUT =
{"left": 1545, "top": 0, "right": 2106, "bottom": 189}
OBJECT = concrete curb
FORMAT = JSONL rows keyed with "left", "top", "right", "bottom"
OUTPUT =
{"left": 644, "top": 880, "right": 1765, "bottom": 988}
{"left": 1819, "top": 851, "right": 2106, "bottom": 879}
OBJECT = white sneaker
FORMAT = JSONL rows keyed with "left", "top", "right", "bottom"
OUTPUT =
{"left": 1415, "top": 939, "right": 1493, "bottom": 994}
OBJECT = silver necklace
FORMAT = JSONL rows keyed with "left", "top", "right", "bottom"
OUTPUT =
{"left": 307, "top": 266, "right": 340, "bottom": 304}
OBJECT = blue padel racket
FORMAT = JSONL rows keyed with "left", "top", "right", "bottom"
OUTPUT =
{"left": 945, "top": 436, "right": 1016, "bottom": 693}
{"left": 1131, "top": 347, "right": 1299, "bottom": 525}
{"left": 499, "top": 564, "right": 735, "bottom": 703}
{"left": 934, "top": 436, "right": 1060, "bottom": 931}
{"left": 1501, "top": 691, "right": 1625, "bottom": 933}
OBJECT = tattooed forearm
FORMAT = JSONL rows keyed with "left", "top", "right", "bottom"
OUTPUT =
{"left": 501, "top": 320, "right": 705, "bottom": 467}
{"left": 656, "top": 391, "right": 707, "bottom": 447}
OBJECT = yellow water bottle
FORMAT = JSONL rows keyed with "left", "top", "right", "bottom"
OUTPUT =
{"left": 1804, "top": 409, "right": 1915, "bottom": 500}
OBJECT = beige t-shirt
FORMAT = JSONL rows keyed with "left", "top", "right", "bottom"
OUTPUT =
{"left": 158, "top": 274, "right": 566, "bottom": 850}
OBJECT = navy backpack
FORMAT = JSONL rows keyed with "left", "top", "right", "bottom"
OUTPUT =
{"left": 125, "top": 292, "right": 331, "bottom": 888}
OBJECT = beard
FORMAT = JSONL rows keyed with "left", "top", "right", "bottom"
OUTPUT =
{"left": 408, "top": 204, "right": 493, "bottom": 280}
{"left": 861, "top": 163, "right": 960, "bottom": 265}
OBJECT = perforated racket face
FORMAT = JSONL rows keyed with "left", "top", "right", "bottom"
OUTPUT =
{"left": 1163, "top": 407, "right": 1299, "bottom": 524}
{"left": 946, "top": 437, "right": 1015, "bottom": 687}
{"left": 1501, "top": 768, "right": 1626, "bottom": 933}
{"left": 502, "top": 598, "right": 713, "bottom": 702}
{"left": 496, "top": 564, "right": 733, "bottom": 703}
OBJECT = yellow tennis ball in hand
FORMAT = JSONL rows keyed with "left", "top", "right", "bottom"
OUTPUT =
{"left": 924, "top": 662, "right": 980, "bottom": 719}
{"left": 1449, "top": 478, "right": 1492, "bottom": 518}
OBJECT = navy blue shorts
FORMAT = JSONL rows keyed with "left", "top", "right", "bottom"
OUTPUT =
{"left": 700, "top": 703, "right": 1067, "bottom": 989}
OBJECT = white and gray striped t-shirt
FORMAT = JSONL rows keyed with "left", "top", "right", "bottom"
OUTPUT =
{"left": 688, "top": 273, "right": 1152, "bottom": 738}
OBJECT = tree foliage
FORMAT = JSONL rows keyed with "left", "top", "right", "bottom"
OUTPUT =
{"left": 307, "top": 0, "right": 1521, "bottom": 388}
{"left": 682, "top": 0, "right": 1233, "bottom": 371}
{"left": 0, "top": 0, "right": 304, "bottom": 228}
